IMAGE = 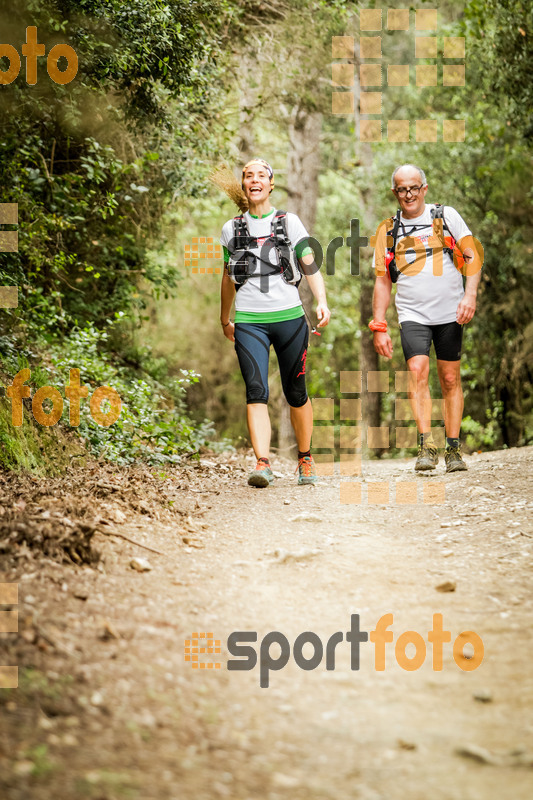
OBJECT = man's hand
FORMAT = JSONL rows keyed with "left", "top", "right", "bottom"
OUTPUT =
{"left": 221, "top": 321, "right": 235, "bottom": 342}
{"left": 316, "top": 303, "right": 331, "bottom": 328}
{"left": 373, "top": 331, "right": 393, "bottom": 359}
{"left": 456, "top": 293, "right": 476, "bottom": 325}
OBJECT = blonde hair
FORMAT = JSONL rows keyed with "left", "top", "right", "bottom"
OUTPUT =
{"left": 208, "top": 163, "right": 248, "bottom": 212}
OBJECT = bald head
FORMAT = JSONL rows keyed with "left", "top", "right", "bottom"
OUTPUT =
{"left": 391, "top": 164, "right": 427, "bottom": 189}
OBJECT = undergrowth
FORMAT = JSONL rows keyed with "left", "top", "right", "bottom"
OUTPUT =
{"left": 0, "top": 318, "right": 215, "bottom": 471}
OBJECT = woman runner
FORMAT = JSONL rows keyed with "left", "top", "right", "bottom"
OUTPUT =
{"left": 219, "top": 158, "right": 330, "bottom": 487}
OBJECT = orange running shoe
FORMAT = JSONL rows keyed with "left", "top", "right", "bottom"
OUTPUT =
{"left": 248, "top": 458, "right": 274, "bottom": 488}
{"left": 296, "top": 455, "right": 318, "bottom": 485}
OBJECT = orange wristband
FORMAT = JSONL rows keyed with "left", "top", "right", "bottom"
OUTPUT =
{"left": 368, "top": 319, "right": 388, "bottom": 332}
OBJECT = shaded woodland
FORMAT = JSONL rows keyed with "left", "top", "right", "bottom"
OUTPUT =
{"left": 0, "top": 0, "right": 531, "bottom": 470}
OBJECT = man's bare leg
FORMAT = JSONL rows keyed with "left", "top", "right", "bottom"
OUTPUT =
{"left": 436, "top": 360, "right": 463, "bottom": 438}
{"left": 437, "top": 359, "right": 467, "bottom": 471}
{"left": 406, "top": 355, "right": 432, "bottom": 434}
{"left": 406, "top": 355, "right": 438, "bottom": 470}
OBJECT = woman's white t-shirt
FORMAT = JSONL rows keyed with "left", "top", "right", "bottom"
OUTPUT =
{"left": 220, "top": 208, "right": 309, "bottom": 313}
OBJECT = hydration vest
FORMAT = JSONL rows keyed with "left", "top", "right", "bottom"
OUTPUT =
{"left": 385, "top": 204, "right": 459, "bottom": 282}
{"left": 227, "top": 210, "right": 301, "bottom": 288}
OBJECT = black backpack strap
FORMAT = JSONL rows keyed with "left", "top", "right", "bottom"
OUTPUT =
{"left": 271, "top": 210, "right": 291, "bottom": 246}
{"left": 385, "top": 209, "right": 402, "bottom": 282}
{"left": 390, "top": 208, "right": 402, "bottom": 247}
{"left": 431, "top": 204, "right": 454, "bottom": 255}
{"left": 272, "top": 209, "right": 289, "bottom": 272}
{"left": 233, "top": 214, "right": 255, "bottom": 249}
{"left": 271, "top": 210, "right": 302, "bottom": 286}
{"left": 230, "top": 214, "right": 256, "bottom": 289}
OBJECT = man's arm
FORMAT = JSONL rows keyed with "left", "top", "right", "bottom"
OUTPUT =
{"left": 220, "top": 268, "right": 236, "bottom": 341}
{"left": 372, "top": 274, "right": 393, "bottom": 358}
{"left": 442, "top": 206, "right": 483, "bottom": 325}
{"left": 456, "top": 266, "right": 481, "bottom": 325}
{"left": 299, "top": 253, "right": 330, "bottom": 327}
{"left": 455, "top": 233, "right": 483, "bottom": 324}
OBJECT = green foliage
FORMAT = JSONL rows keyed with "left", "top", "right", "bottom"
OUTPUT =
{"left": 462, "top": 411, "right": 502, "bottom": 451}
{"left": 0, "top": 320, "right": 214, "bottom": 470}
{"left": 0, "top": 399, "right": 77, "bottom": 474}
{"left": 0, "top": 0, "right": 237, "bottom": 471}
{"left": 26, "top": 745, "right": 55, "bottom": 777}
{"left": 464, "top": 0, "right": 533, "bottom": 143}
{"left": 46, "top": 320, "right": 213, "bottom": 464}
{"left": 0, "top": 0, "right": 530, "bottom": 469}
{"left": 0, "top": 0, "right": 227, "bottom": 340}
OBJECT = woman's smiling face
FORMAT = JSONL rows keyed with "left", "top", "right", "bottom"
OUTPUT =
{"left": 242, "top": 164, "right": 271, "bottom": 204}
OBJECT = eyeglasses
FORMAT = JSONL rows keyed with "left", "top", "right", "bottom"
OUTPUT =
{"left": 394, "top": 184, "right": 425, "bottom": 197}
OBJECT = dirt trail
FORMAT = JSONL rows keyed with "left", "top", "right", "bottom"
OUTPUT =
{"left": 1, "top": 447, "right": 533, "bottom": 800}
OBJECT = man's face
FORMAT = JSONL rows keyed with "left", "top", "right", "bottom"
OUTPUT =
{"left": 392, "top": 169, "right": 428, "bottom": 218}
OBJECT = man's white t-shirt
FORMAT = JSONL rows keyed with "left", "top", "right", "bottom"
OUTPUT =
{"left": 373, "top": 204, "right": 472, "bottom": 326}
{"left": 220, "top": 209, "right": 309, "bottom": 313}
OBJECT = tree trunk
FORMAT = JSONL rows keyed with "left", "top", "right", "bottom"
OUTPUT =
{"left": 354, "top": 46, "right": 382, "bottom": 456}
{"left": 359, "top": 271, "right": 382, "bottom": 451}
{"left": 237, "top": 57, "right": 257, "bottom": 167}
{"left": 277, "top": 106, "right": 322, "bottom": 458}
{"left": 358, "top": 205, "right": 382, "bottom": 455}
{"left": 500, "top": 385, "right": 523, "bottom": 447}
{"left": 235, "top": 64, "right": 257, "bottom": 453}
{"left": 286, "top": 108, "right": 321, "bottom": 229}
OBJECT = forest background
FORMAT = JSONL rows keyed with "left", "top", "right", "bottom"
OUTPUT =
{"left": 0, "top": 0, "right": 531, "bottom": 473}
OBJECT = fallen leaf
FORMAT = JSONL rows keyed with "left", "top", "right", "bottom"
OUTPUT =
{"left": 435, "top": 580, "right": 456, "bottom": 593}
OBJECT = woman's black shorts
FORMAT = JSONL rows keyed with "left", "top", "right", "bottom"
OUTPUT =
{"left": 234, "top": 316, "right": 309, "bottom": 407}
{"left": 399, "top": 320, "right": 463, "bottom": 362}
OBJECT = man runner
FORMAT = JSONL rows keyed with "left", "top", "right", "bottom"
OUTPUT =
{"left": 371, "top": 164, "right": 482, "bottom": 473}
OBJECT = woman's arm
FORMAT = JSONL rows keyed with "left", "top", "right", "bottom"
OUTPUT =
{"left": 220, "top": 268, "right": 236, "bottom": 341}
{"left": 299, "top": 253, "right": 330, "bottom": 328}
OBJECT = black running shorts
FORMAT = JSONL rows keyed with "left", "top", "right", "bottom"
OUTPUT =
{"left": 399, "top": 320, "right": 463, "bottom": 362}
{"left": 234, "top": 316, "right": 309, "bottom": 407}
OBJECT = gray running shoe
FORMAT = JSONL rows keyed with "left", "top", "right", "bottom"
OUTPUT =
{"left": 414, "top": 445, "right": 439, "bottom": 471}
{"left": 248, "top": 460, "right": 274, "bottom": 488}
{"left": 445, "top": 446, "right": 467, "bottom": 473}
{"left": 297, "top": 455, "right": 318, "bottom": 485}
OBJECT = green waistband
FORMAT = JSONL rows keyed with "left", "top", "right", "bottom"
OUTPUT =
{"left": 234, "top": 306, "right": 305, "bottom": 323}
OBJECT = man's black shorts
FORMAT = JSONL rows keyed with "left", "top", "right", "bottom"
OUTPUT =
{"left": 399, "top": 321, "right": 463, "bottom": 362}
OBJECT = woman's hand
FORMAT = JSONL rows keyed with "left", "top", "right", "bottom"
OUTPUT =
{"left": 316, "top": 303, "right": 331, "bottom": 328}
{"left": 299, "top": 258, "right": 331, "bottom": 329}
{"left": 221, "top": 321, "right": 235, "bottom": 342}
